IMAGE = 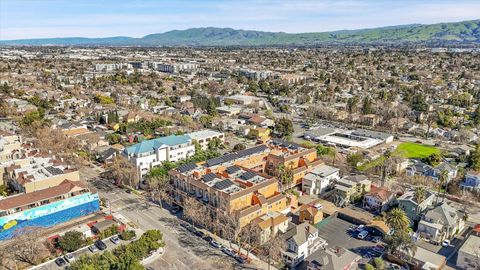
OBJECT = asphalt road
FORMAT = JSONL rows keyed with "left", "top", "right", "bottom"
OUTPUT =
{"left": 92, "top": 178, "right": 255, "bottom": 270}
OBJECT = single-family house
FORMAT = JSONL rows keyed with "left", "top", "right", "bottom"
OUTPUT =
{"left": 283, "top": 222, "right": 327, "bottom": 267}
{"left": 417, "top": 203, "right": 465, "bottom": 242}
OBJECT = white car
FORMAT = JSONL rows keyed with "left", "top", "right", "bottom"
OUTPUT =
{"left": 357, "top": 230, "right": 369, "bottom": 240}
{"left": 442, "top": 240, "right": 450, "bottom": 247}
{"left": 64, "top": 253, "right": 75, "bottom": 263}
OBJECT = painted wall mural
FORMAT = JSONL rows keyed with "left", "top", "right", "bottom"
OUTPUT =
{"left": 0, "top": 193, "right": 100, "bottom": 240}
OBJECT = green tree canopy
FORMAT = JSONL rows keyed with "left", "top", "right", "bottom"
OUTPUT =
{"left": 58, "top": 230, "right": 86, "bottom": 252}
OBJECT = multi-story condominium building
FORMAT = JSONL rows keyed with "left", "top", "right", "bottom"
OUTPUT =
{"left": 238, "top": 68, "right": 272, "bottom": 80}
{"left": 187, "top": 129, "right": 225, "bottom": 150}
{"left": 460, "top": 171, "right": 480, "bottom": 191}
{"left": 0, "top": 179, "right": 99, "bottom": 240}
{"left": 152, "top": 62, "right": 198, "bottom": 73}
{"left": 94, "top": 63, "right": 131, "bottom": 72}
{"left": 170, "top": 147, "right": 288, "bottom": 228}
{"left": 123, "top": 135, "right": 195, "bottom": 178}
{"left": 169, "top": 140, "right": 327, "bottom": 230}
{"left": 265, "top": 140, "right": 322, "bottom": 187}
{"left": 4, "top": 156, "right": 80, "bottom": 193}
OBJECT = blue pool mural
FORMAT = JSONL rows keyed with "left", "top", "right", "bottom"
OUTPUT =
{"left": 0, "top": 193, "right": 100, "bottom": 240}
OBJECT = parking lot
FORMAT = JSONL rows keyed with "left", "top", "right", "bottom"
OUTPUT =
{"left": 32, "top": 235, "right": 135, "bottom": 270}
{"left": 316, "top": 216, "right": 381, "bottom": 260}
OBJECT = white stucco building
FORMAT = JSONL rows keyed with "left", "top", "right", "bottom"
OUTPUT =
{"left": 123, "top": 135, "right": 195, "bottom": 178}
{"left": 187, "top": 130, "right": 225, "bottom": 150}
{"left": 302, "top": 164, "right": 340, "bottom": 195}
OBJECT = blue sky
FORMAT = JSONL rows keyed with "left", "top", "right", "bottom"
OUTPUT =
{"left": 1, "top": 0, "right": 479, "bottom": 40}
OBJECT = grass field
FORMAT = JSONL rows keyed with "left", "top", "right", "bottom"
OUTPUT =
{"left": 357, "top": 142, "right": 439, "bottom": 171}
{"left": 395, "top": 142, "right": 440, "bottom": 159}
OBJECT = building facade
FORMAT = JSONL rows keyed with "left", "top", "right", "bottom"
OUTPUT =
{"left": 123, "top": 135, "right": 195, "bottom": 178}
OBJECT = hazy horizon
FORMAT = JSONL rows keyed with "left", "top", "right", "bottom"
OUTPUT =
{"left": 1, "top": 0, "right": 480, "bottom": 40}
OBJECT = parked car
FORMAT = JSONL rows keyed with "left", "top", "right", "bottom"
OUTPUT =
{"left": 234, "top": 255, "right": 246, "bottom": 264}
{"left": 221, "top": 247, "right": 235, "bottom": 257}
{"left": 357, "top": 230, "right": 369, "bottom": 240}
{"left": 55, "top": 257, "right": 67, "bottom": 267}
{"left": 372, "top": 236, "right": 382, "bottom": 243}
{"left": 204, "top": 236, "right": 213, "bottom": 242}
{"left": 373, "top": 245, "right": 385, "bottom": 252}
{"left": 88, "top": 245, "right": 99, "bottom": 253}
{"left": 209, "top": 240, "right": 222, "bottom": 248}
{"left": 64, "top": 254, "right": 75, "bottom": 263}
{"left": 442, "top": 240, "right": 450, "bottom": 247}
{"left": 194, "top": 230, "right": 205, "bottom": 238}
{"left": 356, "top": 225, "right": 365, "bottom": 232}
{"left": 110, "top": 235, "right": 120, "bottom": 244}
{"left": 171, "top": 205, "right": 182, "bottom": 214}
{"left": 95, "top": 240, "right": 107, "bottom": 250}
{"left": 186, "top": 225, "right": 196, "bottom": 234}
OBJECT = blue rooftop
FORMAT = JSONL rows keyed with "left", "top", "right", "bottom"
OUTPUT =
{"left": 125, "top": 135, "right": 191, "bottom": 155}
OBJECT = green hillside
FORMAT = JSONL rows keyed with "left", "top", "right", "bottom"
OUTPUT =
{"left": 1, "top": 20, "right": 479, "bottom": 46}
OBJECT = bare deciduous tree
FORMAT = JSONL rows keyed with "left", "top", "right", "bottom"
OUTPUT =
{"left": 238, "top": 221, "right": 262, "bottom": 259}
{"left": 258, "top": 233, "right": 287, "bottom": 270}
{"left": 108, "top": 156, "right": 138, "bottom": 188}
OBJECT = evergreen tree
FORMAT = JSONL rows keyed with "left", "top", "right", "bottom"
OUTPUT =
{"left": 362, "top": 96, "right": 374, "bottom": 114}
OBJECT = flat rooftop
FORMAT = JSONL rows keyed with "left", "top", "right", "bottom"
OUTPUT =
{"left": 187, "top": 129, "right": 223, "bottom": 140}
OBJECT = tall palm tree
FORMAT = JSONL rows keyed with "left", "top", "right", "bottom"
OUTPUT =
{"left": 436, "top": 170, "right": 448, "bottom": 204}
{"left": 413, "top": 186, "right": 427, "bottom": 218}
{"left": 386, "top": 208, "right": 410, "bottom": 232}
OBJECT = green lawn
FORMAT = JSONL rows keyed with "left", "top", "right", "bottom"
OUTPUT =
{"left": 357, "top": 142, "right": 439, "bottom": 171}
{"left": 395, "top": 142, "right": 440, "bottom": 159}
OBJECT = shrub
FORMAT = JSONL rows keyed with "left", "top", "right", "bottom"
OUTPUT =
{"left": 364, "top": 263, "right": 375, "bottom": 270}
{"left": 98, "top": 225, "right": 119, "bottom": 240}
{"left": 120, "top": 230, "right": 136, "bottom": 241}
{"left": 58, "top": 231, "right": 86, "bottom": 252}
{"left": 374, "top": 257, "right": 385, "bottom": 270}
{"left": 69, "top": 229, "right": 164, "bottom": 270}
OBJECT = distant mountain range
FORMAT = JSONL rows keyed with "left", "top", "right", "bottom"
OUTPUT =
{"left": 1, "top": 19, "right": 479, "bottom": 47}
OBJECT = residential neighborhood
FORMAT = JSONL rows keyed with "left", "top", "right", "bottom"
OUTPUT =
{"left": 1, "top": 2, "right": 480, "bottom": 269}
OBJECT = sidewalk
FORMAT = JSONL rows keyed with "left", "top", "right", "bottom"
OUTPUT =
{"left": 208, "top": 231, "right": 278, "bottom": 270}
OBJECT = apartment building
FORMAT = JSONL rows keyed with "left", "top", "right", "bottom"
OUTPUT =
{"left": 169, "top": 140, "right": 328, "bottom": 230}
{"left": 169, "top": 145, "right": 289, "bottom": 228}
{"left": 95, "top": 63, "right": 131, "bottom": 72}
{"left": 302, "top": 164, "right": 340, "bottom": 195}
{"left": 333, "top": 175, "right": 371, "bottom": 207}
{"left": 187, "top": 129, "right": 225, "bottom": 150}
{"left": 265, "top": 140, "right": 323, "bottom": 187}
{"left": 153, "top": 62, "right": 198, "bottom": 73}
{"left": 5, "top": 156, "right": 80, "bottom": 193}
{"left": 123, "top": 135, "right": 195, "bottom": 178}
